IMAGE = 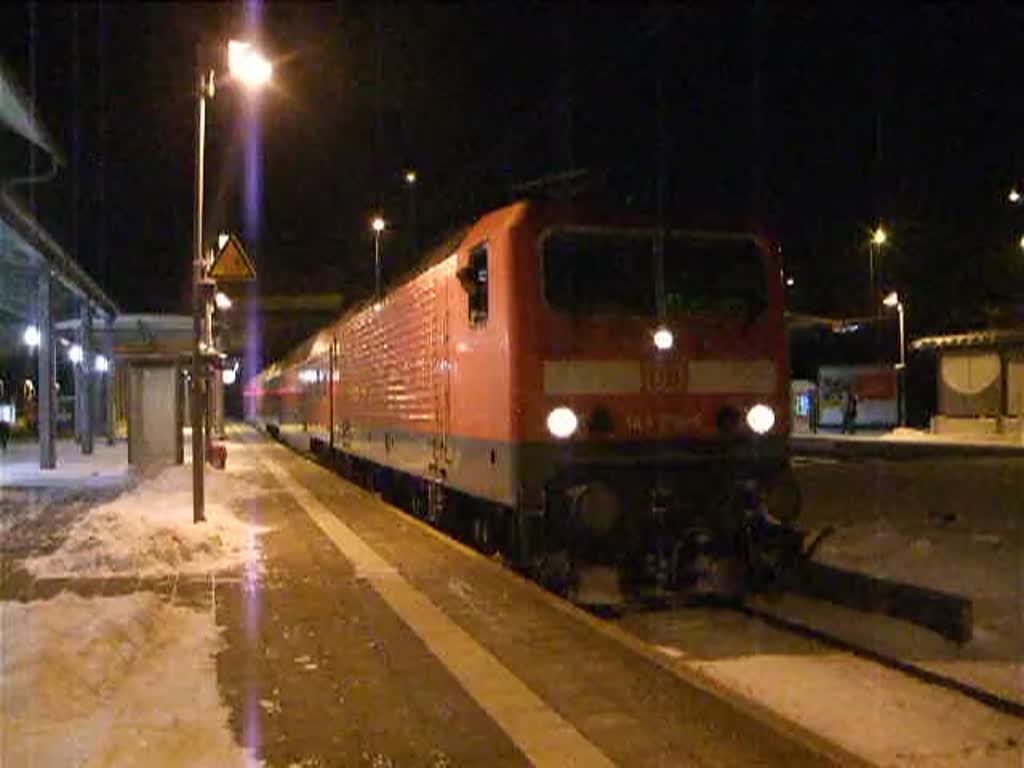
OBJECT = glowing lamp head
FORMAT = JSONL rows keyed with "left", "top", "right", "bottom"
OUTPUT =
{"left": 546, "top": 406, "right": 579, "bottom": 439}
{"left": 68, "top": 344, "right": 84, "bottom": 364}
{"left": 372, "top": 216, "right": 386, "bottom": 233}
{"left": 222, "top": 368, "right": 237, "bottom": 385}
{"left": 215, "top": 291, "right": 233, "bottom": 310}
{"left": 652, "top": 327, "right": 674, "bottom": 351}
{"left": 871, "top": 226, "right": 888, "bottom": 246}
{"left": 23, "top": 325, "right": 40, "bottom": 347}
{"left": 94, "top": 354, "right": 109, "bottom": 373}
{"left": 1010, "top": 188, "right": 1021, "bottom": 204}
{"left": 405, "top": 170, "right": 417, "bottom": 185}
{"left": 228, "top": 40, "right": 272, "bottom": 89}
{"left": 746, "top": 403, "right": 776, "bottom": 435}
{"left": 883, "top": 291, "right": 900, "bottom": 308}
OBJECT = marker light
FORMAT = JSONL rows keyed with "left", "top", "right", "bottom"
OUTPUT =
{"left": 746, "top": 403, "right": 776, "bottom": 434}
{"left": 94, "top": 355, "right": 110, "bottom": 373}
{"left": 547, "top": 406, "right": 579, "bottom": 439}
{"left": 68, "top": 344, "right": 84, "bottom": 364}
{"left": 653, "top": 327, "right": 674, "bottom": 351}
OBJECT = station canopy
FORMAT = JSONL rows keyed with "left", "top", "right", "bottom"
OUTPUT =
{"left": 0, "top": 57, "right": 118, "bottom": 352}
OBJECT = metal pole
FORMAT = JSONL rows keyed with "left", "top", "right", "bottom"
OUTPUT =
{"left": 104, "top": 316, "right": 116, "bottom": 445}
{"left": 80, "top": 303, "right": 93, "bottom": 454}
{"left": 37, "top": 269, "right": 55, "bottom": 469}
{"left": 897, "top": 303, "right": 906, "bottom": 368}
{"left": 204, "top": 279, "right": 214, "bottom": 444}
{"left": 191, "top": 65, "right": 209, "bottom": 523}
{"left": 898, "top": 302, "right": 906, "bottom": 427}
{"left": 374, "top": 232, "right": 381, "bottom": 299}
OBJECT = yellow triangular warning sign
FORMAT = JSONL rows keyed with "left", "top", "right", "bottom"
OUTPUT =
{"left": 209, "top": 234, "right": 256, "bottom": 281}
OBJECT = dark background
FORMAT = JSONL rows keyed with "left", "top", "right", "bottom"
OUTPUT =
{"left": 3, "top": 2, "right": 1024, "bottom": 363}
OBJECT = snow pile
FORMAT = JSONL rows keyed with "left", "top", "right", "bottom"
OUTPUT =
{"left": 24, "top": 463, "right": 270, "bottom": 578}
{"left": 0, "top": 592, "right": 250, "bottom": 767}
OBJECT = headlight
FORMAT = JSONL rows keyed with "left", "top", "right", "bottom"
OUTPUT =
{"left": 547, "top": 406, "right": 579, "bottom": 439}
{"left": 746, "top": 403, "right": 776, "bottom": 434}
{"left": 653, "top": 327, "right": 674, "bottom": 351}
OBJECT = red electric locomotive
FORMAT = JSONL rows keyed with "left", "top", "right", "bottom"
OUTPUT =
{"left": 248, "top": 199, "right": 801, "bottom": 602}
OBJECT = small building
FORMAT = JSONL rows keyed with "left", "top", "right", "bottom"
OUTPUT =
{"left": 911, "top": 329, "right": 1024, "bottom": 436}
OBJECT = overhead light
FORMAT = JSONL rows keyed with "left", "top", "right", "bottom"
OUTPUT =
{"left": 228, "top": 40, "right": 272, "bottom": 89}
{"left": 68, "top": 344, "right": 83, "bottom": 364}
{"left": 215, "top": 291, "right": 232, "bottom": 310}
{"left": 372, "top": 216, "right": 386, "bottom": 233}
{"left": 23, "top": 325, "right": 40, "bottom": 347}
{"left": 222, "top": 368, "right": 237, "bottom": 385}
{"left": 94, "top": 355, "right": 110, "bottom": 373}
{"left": 883, "top": 291, "right": 900, "bottom": 307}
{"left": 871, "top": 226, "right": 888, "bottom": 246}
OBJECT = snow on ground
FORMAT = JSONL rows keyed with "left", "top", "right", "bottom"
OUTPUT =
{"left": 0, "top": 591, "right": 251, "bottom": 767}
{"left": 0, "top": 439, "right": 132, "bottom": 489}
{"left": 23, "top": 462, "right": 271, "bottom": 578}
{"left": 791, "top": 457, "right": 1024, "bottom": 705}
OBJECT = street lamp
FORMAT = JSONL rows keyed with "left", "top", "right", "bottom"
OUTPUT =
{"left": 868, "top": 225, "right": 888, "bottom": 306}
{"left": 404, "top": 169, "right": 418, "bottom": 259}
{"left": 1010, "top": 188, "right": 1021, "bottom": 204}
{"left": 192, "top": 39, "right": 271, "bottom": 524}
{"left": 214, "top": 291, "right": 233, "bottom": 310}
{"left": 883, "top": 291, "right": 906, "bottom": 426}
{"left": 372, "top": 215, "right": 386, "bottom": 299}
{"left": 23, "top": 325, "right": 40, "bottom": 348}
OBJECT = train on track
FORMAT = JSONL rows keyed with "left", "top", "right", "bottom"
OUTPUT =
{"left": 246, "top": 199, "right": 803, "bottom": 603}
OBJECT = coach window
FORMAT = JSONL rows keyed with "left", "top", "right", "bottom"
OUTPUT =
{"left": 459, "top": 242, "right": 489, "bottom": 327}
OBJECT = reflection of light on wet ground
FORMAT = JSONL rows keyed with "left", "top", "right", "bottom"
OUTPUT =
{"left": 241, "top": 521, "right": 263, "bottom": 764}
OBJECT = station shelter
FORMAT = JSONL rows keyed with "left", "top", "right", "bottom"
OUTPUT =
{"left": 911, "top": 329, "right": 1024, "bottom": 438}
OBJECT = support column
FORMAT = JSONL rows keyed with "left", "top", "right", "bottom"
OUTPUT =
{"left": 80, "top": 303, "right": 94, "bottom": 454}
{"left": 105, "top": 317, "right": 116, "bottom": 445}
{"left": 37, "top": 270, "right": 56, "bottom": 469}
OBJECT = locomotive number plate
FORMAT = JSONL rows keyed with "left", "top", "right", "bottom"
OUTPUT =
{"left": 643, "top": 363, "right": 687, "bottom": 392}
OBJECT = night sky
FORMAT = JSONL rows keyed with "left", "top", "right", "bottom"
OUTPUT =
{"left": 3, "top": 3, "right": 1024, "bottom": 355}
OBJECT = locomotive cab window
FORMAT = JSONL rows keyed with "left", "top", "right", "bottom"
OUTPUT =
{"left": 458, "top": 243, "right": 489, "bottom": 327}
{"left": 543, "top": 230, "right": 766, "bottom": 320}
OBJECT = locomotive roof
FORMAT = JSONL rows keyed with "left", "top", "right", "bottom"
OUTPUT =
{"left": 252, "top": 198, "right": 777, "bottom": 381}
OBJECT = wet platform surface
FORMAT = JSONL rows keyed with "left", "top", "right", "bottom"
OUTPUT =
{"left": 2, "top": 428, "right": 849, "bottom": 767}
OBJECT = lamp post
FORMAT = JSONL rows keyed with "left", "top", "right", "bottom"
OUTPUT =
{"left": 868, "top": 224, "right": 884, "bottom": 305}
{"left": 191, "top": 40, "right": 271, "bottom": 524}
{"left": 372, "top": 215, "right": 386, "bottom": 299}
{"left": 883, "top": 291, "right": 905, "bottom": 426}
{"left": 404, "top": 170, "right": 418, "bottom": 260}
{"left": 869, "top": 224, "right": 888, "bottom": 354}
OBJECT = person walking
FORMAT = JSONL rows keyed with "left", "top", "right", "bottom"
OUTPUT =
{"left": 841, "top": 386, "right": 858, "bottom": 434}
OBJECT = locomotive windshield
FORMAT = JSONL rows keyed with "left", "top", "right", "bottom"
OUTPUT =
{"left": 543, "top": 230, "right": 767, "bottom": 317}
